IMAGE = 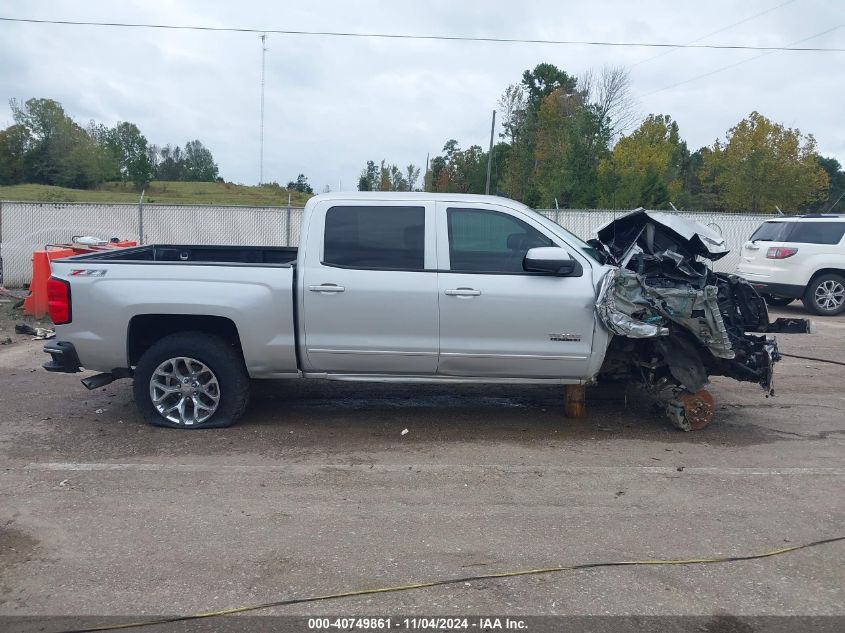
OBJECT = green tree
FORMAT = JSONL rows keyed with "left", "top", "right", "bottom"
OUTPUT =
{"left": 597, "top": 114, "right": 688, "bottom": 209}
{"left": 105, "top": 122, "right": 153, "bottom": 188}
{"left": 156, "top": 145, "right": 185, "bottom": 180}
{"left": 701, "top": 112, "right": 828, "bottom": 212}
{"left": 496, "top": 63, "right": 612, "bottom": 207}
{"left": 386, "top": 163, "right": 408, "bottom": 191}
{"left": 0, "top": 124, "right": 32, "bottom": 184}
{"left": 1, "top": 97, "right": 227, "bottom": 188}
{"left": 426, "top": 140, "right": 488, "bottom": 194}
{"left": 521, "top": 63, "right": 579, "bottom": 106}
{"left": 532, "top": 87, "right": 608, "bottom": 207}
{"left": 287, "top": 173, "right": 314, "bottom": 194}
{"left": 183, "top": 139, "right": 218, "bottom": 181}
{"left": 10, "top": 97, "right": 108, "bottom": 188}
{"left": 357, "top": 160, "right": 421, "bottom": 191}
{"left": 810, "top": 156, "right": 845, "bottom": 212}
{"left": 497, "top": 84, "right": 526, "bottom": 144}
{"left": 405, "top": 164, "right": 421, "bottom": 191}
{"left": 499, "top": 65, "right": 581, "bottom": 205}
{"left": 10, "top": 98, "right": 68, "bottom": 140}
{"left": 85, "top": 121, "right": 121, "bottom": 182}
{"left": 357, "top": 160, "right": 379, "bottom": 191}
{"left": 378, "top": 160, "right": 394, "bottom": 191}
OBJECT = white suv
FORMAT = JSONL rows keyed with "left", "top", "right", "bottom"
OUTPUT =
{"left": 735, "top": 214, "right": 845, "bottom": 316}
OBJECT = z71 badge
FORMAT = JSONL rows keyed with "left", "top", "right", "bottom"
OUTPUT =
{"left": 69, "top": 269, "right": 107, "bottom": 277}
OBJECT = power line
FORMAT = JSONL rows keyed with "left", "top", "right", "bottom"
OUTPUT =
{"left": 632, "top": 0, "right": 796, "bottom": 67}
{"left": 0, "top": 16, "right": 843, "bottom": 52}
{"left": 640, "top": 24, "right": 844, "bottom": 97}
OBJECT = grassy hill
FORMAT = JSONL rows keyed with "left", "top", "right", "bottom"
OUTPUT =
{"left": 0, "top": 181, "right": 314, "bottom": 207}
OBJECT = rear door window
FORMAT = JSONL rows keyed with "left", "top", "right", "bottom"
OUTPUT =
{"left": 323, "top": 206, "right": 425, "bottom": 270}
{"left": 788, "top": 222, "right": 845, "bottom": 245}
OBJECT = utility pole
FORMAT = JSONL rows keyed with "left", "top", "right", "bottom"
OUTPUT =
{"left": 485, "top": 109, "right": 496, "bottom": 195}
{"left": 259, "top": 33, "right": 268, "bottom": 185}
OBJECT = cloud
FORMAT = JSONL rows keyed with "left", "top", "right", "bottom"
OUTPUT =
{"left": 0, "top": 0, "right": 842, "bottom": 190}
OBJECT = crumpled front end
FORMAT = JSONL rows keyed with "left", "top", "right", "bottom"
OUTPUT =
{"left": 596, "top": 266, "right": 780, "bottom": 394}
{"left": 591, "top": 209, "right": 811, "bottom": 427}
{"left": 597, "top": 267, "right": 735, "bottom": 358}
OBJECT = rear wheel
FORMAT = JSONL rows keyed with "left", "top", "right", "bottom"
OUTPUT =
{"left": 802, "top": 274, "right": 845, "bottom": 316}
{"left": 763, "top": 294, "right": 794, "bottom": 307}
{"left": 133, "top": 332, "right": 250, "bottom": 428}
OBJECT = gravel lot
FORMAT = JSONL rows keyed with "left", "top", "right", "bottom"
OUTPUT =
{"left": 0, "top": 301, "right": 842, "bottom": 628}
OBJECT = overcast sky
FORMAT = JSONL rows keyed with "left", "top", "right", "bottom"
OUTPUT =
{"left": 1, "top": 0, "right": 842, "bottom": 191}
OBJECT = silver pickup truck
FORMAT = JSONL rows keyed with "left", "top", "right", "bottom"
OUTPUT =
{"left": 43, "top": 193, "right": 809, "bottom": 430}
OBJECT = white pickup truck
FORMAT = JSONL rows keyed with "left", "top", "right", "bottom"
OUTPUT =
{"left": 42, "top": 193, "right": 809, "bottom": 431}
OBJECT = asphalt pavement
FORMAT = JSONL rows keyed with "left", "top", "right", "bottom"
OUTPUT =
{"left": 0, "top": 304, "right": 842, "bottom": 628}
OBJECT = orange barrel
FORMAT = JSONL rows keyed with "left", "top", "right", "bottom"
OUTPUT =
{"left": 22, "top": 248, "right": 76, "bottom": 319}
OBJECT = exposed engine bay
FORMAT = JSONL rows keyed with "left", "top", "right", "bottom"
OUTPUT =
{"left": 590, "top": 209, "right": 812, "bottom": 430}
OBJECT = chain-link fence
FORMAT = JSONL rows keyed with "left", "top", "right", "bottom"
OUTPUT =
{"left": 0, "top": 201, "right": 304, "bottom": 287}
{"left": 140, "top": 204, "right": 303, "bottom": 251}
{"left": 1, "top": 200, "right": 773, "bottom": 287}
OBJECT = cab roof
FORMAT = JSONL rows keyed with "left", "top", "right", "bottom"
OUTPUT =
{"left": 306, "top": 192, "right": 528, "bottom": 207}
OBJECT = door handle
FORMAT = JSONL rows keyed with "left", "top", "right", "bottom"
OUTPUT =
{"left": 308, "top": 284, "right": 345, "bottom": 293}
{"left": 445, "top": 288, "right": 481, "bottom": 297}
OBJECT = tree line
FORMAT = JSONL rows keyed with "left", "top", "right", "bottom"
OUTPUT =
{"left": 357, "top": 160, "right": 421, "bottom": 192}
{"left": 359, "top": 63, "right": 843, "bottom": 213}
{"left": 0, "top": 98, "right": 219, "bottom": 190}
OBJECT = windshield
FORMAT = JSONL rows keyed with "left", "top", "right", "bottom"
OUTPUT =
{"left": 524, "top": 208, "right": 605, "bottom": 263}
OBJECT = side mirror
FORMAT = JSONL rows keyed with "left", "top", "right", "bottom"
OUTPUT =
{"left": 523, "top": 247, "right": 581, "bottom": 277}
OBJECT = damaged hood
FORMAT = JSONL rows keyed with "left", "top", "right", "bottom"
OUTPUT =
{"left": 594, "top": 209, "right": 729, "bottom": 263}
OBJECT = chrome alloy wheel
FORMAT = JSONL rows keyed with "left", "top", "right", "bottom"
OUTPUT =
{"left": 815, "top": 279, "right": 845, "bottom": 311}
{"left": 149, "top": 357, "right": 220, "bottom": 426}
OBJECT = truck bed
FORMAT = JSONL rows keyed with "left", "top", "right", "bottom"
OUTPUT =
{"left": 69, "top": 244, "right": 298, "bottom": 266}
{"left": 49, "top": 246, "right": 299, "bottom": 378}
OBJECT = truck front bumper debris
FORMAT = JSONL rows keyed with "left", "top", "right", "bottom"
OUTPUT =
{"left": 42, "top": 341, "right": 82, "bottom": 373}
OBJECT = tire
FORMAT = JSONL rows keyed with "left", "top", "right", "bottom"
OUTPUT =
{"left": 133, "top": 331, "right": 250, "bottom": 428}
{"left": 763, "top": 294, "right": 794, "bottom": 307}
{"left": 802, "top": 273, "right": 845, "bottom": 316}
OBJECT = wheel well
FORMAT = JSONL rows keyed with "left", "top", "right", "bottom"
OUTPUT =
{"left": 808, "top": 268, "right": 845, "bottom": 286}
{"left": 127, "top": 314, "right": 242, "bottom": 366}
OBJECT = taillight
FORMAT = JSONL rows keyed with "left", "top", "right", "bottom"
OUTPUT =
{"left": 46, "top": 277, "right": 71, "bottom": 325}
{"left": 766, "top": 247, "right": 798, "bottom": 259}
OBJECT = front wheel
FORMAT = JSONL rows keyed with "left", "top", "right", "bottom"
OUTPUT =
{"left": 802, "top": 274, "right": 845, "bottom": 316}
{"left": 133, "top": 332, "right": 250, "bottom": 428}
{"left": 665, "top": 389, "right": 715, "bottom": 431}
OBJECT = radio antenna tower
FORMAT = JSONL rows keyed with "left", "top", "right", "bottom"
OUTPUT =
{"left": 259, "top": 33, "right": 268, "bottom": 185}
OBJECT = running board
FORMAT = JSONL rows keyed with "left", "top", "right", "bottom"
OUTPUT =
{"left": 303, "top": 373, "right": 584, "bottom": 385}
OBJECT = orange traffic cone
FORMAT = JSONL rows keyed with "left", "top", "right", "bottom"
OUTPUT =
{"left": 23, "top": 248, "right": 75, "bottom": 319}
